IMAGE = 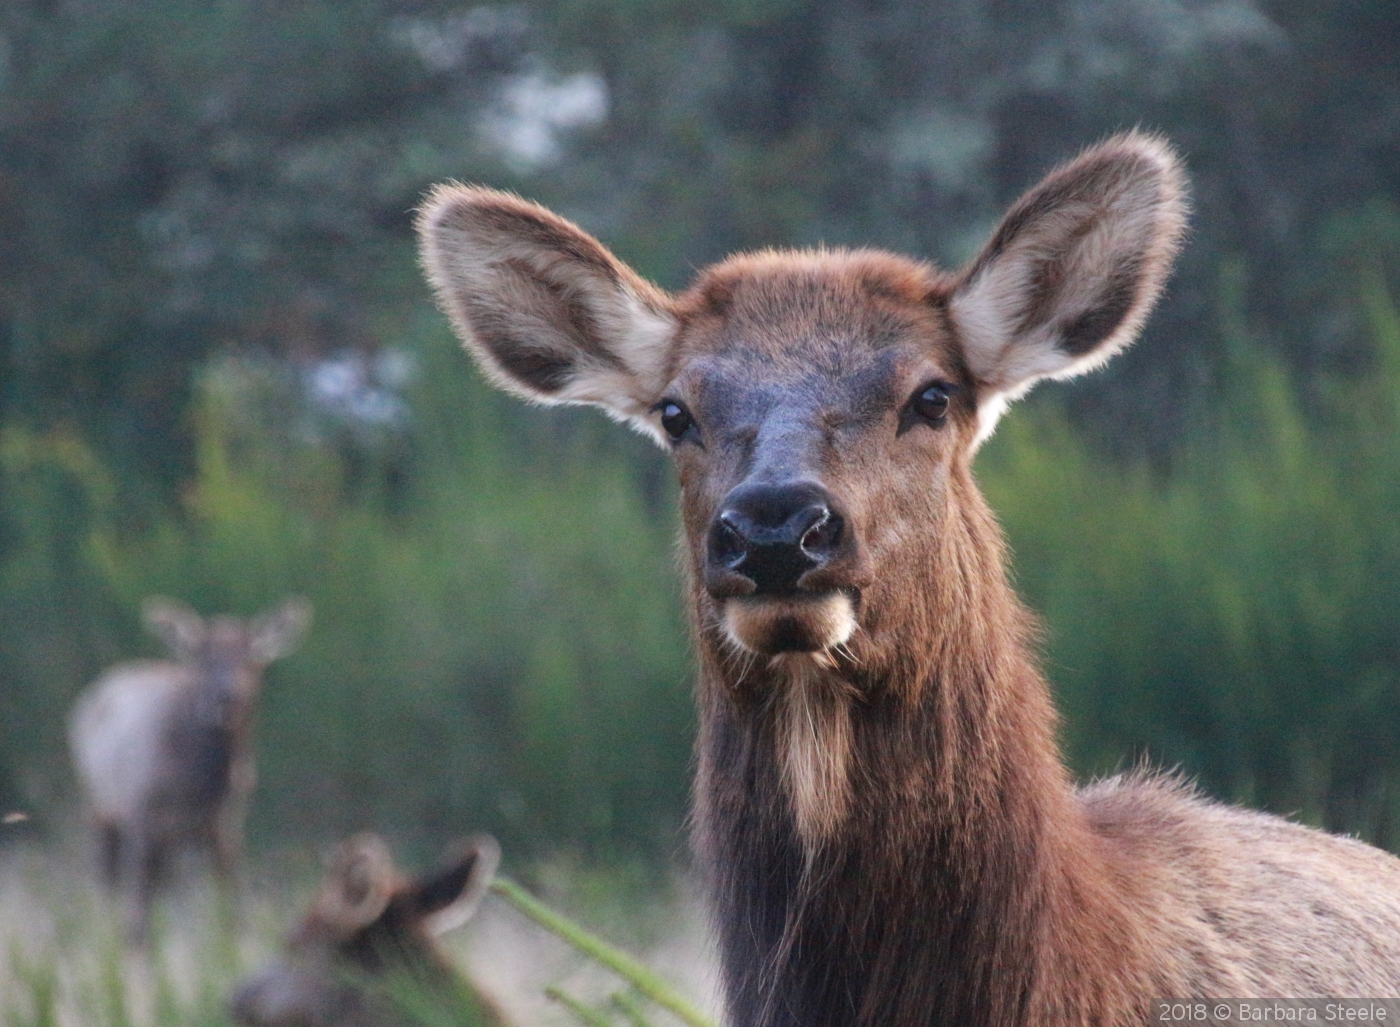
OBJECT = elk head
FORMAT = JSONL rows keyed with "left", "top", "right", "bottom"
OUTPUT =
{"left": 144, "top": 596, "right": 312, "bottom": 725}
{"left": 417, "top": 133, "right": 1185, "bottom": 690}
{"left": 230, "top": 833, "right": 500, "bottom": 1027}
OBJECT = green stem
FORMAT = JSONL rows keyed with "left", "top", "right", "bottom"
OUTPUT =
{"left": 490, "top": 878, "right": 717, "bottom": 1027}
{"left": 612, "top": 989, "right": 656, "bottom": 1027}
{"left": 546, "top": 986, "right": 618, "bottom": 1027}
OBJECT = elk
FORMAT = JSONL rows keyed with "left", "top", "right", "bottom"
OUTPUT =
{"left": 69, "top": 596, "right": 311, "bottom": 942}
{"left": 416, "top": 133, "right": 1400, "bottom": 1027}
{"left": 230, "top": 833, "right": 505, "bottom": 1027}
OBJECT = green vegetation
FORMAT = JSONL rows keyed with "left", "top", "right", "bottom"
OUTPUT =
{"left": 493, "top": 877, "right": 716, "bottom": 1027}
{"left": 0, "top": 853, "right": 249, "bottom": 1027}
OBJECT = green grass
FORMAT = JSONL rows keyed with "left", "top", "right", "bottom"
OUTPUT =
{"left": 492, "top": 877, "right": 717, "bottom": 1027}
{"left": 0, "top": 845, "right": 275, "bottom": 1027}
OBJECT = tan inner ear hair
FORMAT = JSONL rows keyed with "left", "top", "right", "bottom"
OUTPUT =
{"left": 949, "top": 133, "right": 1188, "bottom": 441}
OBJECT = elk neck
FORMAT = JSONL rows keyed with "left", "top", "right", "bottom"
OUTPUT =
{"left": 690, "top": 460, "right": 1149, "bottom": 1026}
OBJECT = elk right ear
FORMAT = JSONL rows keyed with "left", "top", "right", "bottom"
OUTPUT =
{"left": 417, "top": 186, "right": 679, "bottom": 445}
{"left": 417, "top": 834, "right": 501, "bottom": 937}
{"left": 948, "top": 132, "right": 1188, "bottom": 443}
{"left": 249, "top": 598, "right": 312, "bottom": 664}
{"left": 143, "top": 597, "right": 204, "bottom": 661}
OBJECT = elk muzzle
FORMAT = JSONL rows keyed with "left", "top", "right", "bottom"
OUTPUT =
{"left": 705, "top": 481, "right": 862, "bottom": 655}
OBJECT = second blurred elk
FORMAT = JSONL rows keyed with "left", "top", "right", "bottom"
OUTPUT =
{"left": 69, "top": 596, "right": 311, "bottom": 942}
{"left": 230, "top": 833, "right": 505, "bottom": 1027}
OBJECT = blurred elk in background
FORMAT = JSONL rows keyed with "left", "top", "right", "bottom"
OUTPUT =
{"left": 230, "top": 832, "right": 504, "bottom": 1027}
{"left": 68, "top": 596, "right": 311, "bottom": 942}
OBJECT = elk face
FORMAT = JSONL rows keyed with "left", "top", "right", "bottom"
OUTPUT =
{"left": 417, "top": 132, "right": 1186, "bottom": 676}
{"left": 658, "top": 252, "right": 980, "bottom": 662}
{"left": 230, "top": 834, "right": 499, "bottom": 1027}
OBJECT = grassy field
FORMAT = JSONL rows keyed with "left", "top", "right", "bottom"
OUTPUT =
{"left": 1, "top": 842, "right": 271, "bottom": 1027}
{"left": 0, "top": 838, "right": 720, "bottom": 1027}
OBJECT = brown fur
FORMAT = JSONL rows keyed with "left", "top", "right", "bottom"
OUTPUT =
{"left": 417, "top": 133, "right": 1400, "bottom": 1027}
{"left": 68, "top": 597, "right": 310, "bottom": 943}
{"left": 230, "top": 834, "right": 507, "bottom": 1027}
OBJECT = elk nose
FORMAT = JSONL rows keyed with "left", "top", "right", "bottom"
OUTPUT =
{"left": 706, "top": 482, "right": 845, "bottom": 597}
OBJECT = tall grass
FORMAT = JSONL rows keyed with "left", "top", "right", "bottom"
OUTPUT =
{"left": 0, "top": 843, "right": 713, "bottom": 1027}
{"left": 0, "top": 846, "right": 258, "bottom": 1027}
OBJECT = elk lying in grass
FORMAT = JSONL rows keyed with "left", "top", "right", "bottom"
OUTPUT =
{"left": 230, "top": 833, "right": 504, "bottom": 1027}
{"left": 69, "top": 596, "right": 311, "bottom": 943}
{"left": 416, "top": 132, "right": 1400, "bottom": 1026}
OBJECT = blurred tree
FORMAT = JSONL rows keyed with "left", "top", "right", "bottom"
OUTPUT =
{"left": 0, "top": 0, "right": 532, "bottom": 487}
{"left": 4, "top": 0, "right": 1399, "bottom": 474}
{"left": 522, "top": 0, "right": 1400, "bottom": 450}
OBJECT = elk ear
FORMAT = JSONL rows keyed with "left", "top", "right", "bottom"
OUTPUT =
{"left": 417, "top": 186, "right": 679, "bottom": 445}
{"left": 948, "top": 132, "right": 1188, "bottom": 441}
{"left": 143, "top": 597, "right": 205, "bottom": 661}
{"left": 249, "top": 598, "right": 312, "bottom": 664}
{"left": 416, "top": 834, "right": 501, "bottom": 937}
{"left": 317, "top": 833, "right": 398, "bottom": 931}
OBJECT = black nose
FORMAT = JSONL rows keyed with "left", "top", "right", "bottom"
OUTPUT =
{"left": 707, "top": 482, "right": 845, "bottom": 596}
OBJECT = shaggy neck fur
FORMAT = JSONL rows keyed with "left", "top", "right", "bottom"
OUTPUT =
{"left": 768, "top": 655, "right": 857, "bottom": 850}
{"left": 691, "top": 463, "right": 1153, "bottom": 1027}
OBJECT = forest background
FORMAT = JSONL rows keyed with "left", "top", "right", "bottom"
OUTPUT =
{"left": 3, "top": 0, "right": 1400, "bottom": 878}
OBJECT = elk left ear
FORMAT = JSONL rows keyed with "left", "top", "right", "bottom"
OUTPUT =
{"left": 249, "top": 598, "right": 312, "bottom": 664}
{"left": 318, "top": 834, "right": 398, "bottom": 930}
{"left": 948, "top": 132, "right": 1188, "bottom": 440}
{"left": 416, "top": 834, "right": 501, "bottom": 937}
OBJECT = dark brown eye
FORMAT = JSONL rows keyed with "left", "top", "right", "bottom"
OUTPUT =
{"left": 911, "top": 383, "right": 951, "bottom": 424}
{"left": 659, "top": 401, "right": 695, "bottom": 441}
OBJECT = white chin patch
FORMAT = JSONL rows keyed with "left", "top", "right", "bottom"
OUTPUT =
{"left": 723, "top": 592, "right": 856, "bottom": 656}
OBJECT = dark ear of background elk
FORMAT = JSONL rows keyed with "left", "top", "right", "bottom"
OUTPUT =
{"left": 230, "top": 833, "right": 504, "bottom": 1027}
{"left": 418, "top": 133, "right": 1400, "bottom": 1027}
{"left": 69, "top": 596, "right": 311, "bottom": 943}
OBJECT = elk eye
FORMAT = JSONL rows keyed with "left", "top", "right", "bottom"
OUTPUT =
{"left": 911, "top": 383, "right": 952, "bottom": 424}
{"left": 659, "top": 400, "right": 696, "bottom": 441}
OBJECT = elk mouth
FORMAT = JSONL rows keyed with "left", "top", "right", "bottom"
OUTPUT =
{"left": 722, "top": 590, "right": 857, "bottom": 656}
